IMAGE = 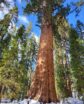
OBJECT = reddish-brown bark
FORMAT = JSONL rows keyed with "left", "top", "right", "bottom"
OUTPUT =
{"left": 27, "top": 23, "right": 58, "bottom": 103}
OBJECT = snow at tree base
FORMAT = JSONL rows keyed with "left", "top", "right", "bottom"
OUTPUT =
{"left": 18, "top": 97, "right": 83, "bottom": 104}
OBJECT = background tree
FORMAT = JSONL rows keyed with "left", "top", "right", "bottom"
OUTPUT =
{"left": 53, "top": 15, "right": 72, "bottom": 99}
{"left": 69, "top": 28, "right": 84, "bottom": 97}
{"left": 0, "top": 19, "right": 38, "bottom": 100}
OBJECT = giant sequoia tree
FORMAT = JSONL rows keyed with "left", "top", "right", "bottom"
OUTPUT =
{"left": 24, "top": 0, "right": 83, "bottom": 103}
{"left": 25, "top": 0, "right": 61, "bottom": 102}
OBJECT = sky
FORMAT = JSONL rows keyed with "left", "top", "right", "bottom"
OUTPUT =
{"left": 15, "top": 0, "right": 41, "bottom": 37}
{"left": 64, "top": 0, "right": 84, "bottom": 26}
{"left": 0, "top": 0, "right": 84, "bottom": 37}
{"left": 15, "top": 0, "right": 84, "bottom": 36}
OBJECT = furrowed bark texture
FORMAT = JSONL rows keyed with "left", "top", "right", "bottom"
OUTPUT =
{"left": 28, "top": 23, "right": 58, "bottom": 103}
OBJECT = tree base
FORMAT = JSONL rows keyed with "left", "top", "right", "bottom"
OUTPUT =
{"left": 27, "top": 99, "right": 58, "bottom": 104}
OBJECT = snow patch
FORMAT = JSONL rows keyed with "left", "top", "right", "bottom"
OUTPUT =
{"left": 19, "top": 97, "right": 83, "bottom": 104}
{"left": 62, "top": 97, "right": 83, "bottom": 104}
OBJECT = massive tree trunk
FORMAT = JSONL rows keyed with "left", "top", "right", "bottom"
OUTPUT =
{"left": 27, "top": 21, "right": 58, "bottom": 103}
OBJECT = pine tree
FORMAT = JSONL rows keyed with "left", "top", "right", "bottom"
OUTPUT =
{"left": 53, "top": 15, "right": 72, "bottom": 99}
{"left": 0, "top": 21, "right": 38, "bottom": 100}
{"left": 69, "top": 28, "right": 84, "bottom": 97}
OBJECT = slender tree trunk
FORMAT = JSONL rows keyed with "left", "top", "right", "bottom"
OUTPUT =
{"left": 0, "top": 85, "right": 2, "bottom": 103}
{"left": 64, "top": 40, "right": 72, "bottom": 97}
{"left": 27, "top": 21, "right": 58, "bottom": 103}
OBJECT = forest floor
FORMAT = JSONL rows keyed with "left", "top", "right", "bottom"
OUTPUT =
{"left": 19, "top": 97, "right": 83, "bottom": 104}
{"left": 0, "top": 97, "right": 83, "bottom": 104}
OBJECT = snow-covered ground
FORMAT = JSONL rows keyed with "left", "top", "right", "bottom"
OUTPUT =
{"left": 59, "top": 97, "right": 83, "bottom": 104}
{"left": 0, "top": 97, "right": 83, "bottom": 104}
{"left": 18, "top": 97, "right": 83, "bottom": 104}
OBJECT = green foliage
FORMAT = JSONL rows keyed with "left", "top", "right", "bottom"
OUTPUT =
{"left": 54, "top": 19, "right": 84, "bottom": 99}
{"left": 0, "top": 14, "right": 11, "bottom": 36}
{"left": 55, "top": 64, "right": 68, "bottom": 98}
{"left": 54, "top": 16, "right": 72, "bottom": 99}
{"left": 0, "top": 22, "right": 38, "bottom": 99}
{"left": 54, "top": 42, "right": 71, "bottom": 99}
{"left": 69, "top": 28, "right": 84, "bottom": 96}
{"left": 24, "top": 0, "right": 68, "bottom": 24}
